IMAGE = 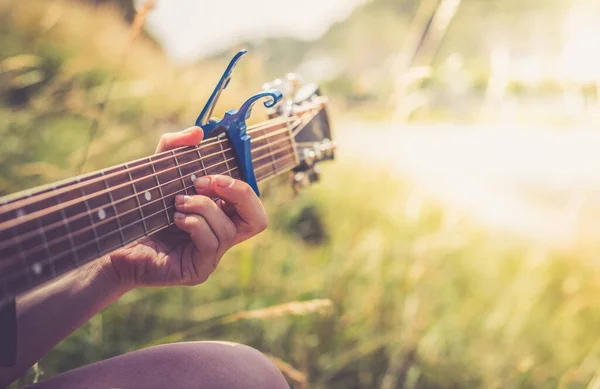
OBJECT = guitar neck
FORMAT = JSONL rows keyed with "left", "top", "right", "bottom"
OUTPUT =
{"left": 0, "top": 118, "right": 299, "bottom": 302}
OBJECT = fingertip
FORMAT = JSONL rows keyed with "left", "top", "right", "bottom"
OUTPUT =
{"left": 156, "top": 127, "right": 205, "bottom": 153}
{"left": 213, "top": 175, "right": 235, "bottom": 188}
{"left": 183, "top": 126, "right": 204, "bottom": 144}
{"left": 194, "top": 176, "right": 212, "bottom": 191}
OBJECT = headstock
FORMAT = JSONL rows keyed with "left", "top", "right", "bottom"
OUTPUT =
{"left": 262, "top": 74, "right": 335, "bottom": 192}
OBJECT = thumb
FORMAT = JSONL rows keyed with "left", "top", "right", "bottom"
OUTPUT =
{"left": 155, "top": 126, "right": 204, "bottom": 153}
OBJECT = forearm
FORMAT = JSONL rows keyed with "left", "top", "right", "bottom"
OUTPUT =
{"left": 0, "top": 256, "right": 127, "bottom": 387}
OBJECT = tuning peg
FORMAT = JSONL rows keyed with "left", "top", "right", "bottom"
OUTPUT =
{"left": 286, "top": 73, "right": 302, "bottom": 95}
{"left": 291, "top": 165, "right": 322, "bottom": 193}
{"left": 302, "top": 148, "right": 316, "bottom": 166}
{"left": 309, "top": 165, "right": 321, "bottom": 183}
{"left": 312, "top": 142, "right": 323, "bottom": 161}
{"left": 320, "top": 138, "right": 335, "bottom": 159}
{"left": 292, "top": 171, "right": 310, "bottom": 193}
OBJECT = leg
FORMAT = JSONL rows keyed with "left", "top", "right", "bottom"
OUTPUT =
{"left": 29, "top": 342, "right": 290, "bottom": 389}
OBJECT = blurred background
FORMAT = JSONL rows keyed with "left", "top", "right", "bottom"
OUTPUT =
{"left": 3, "top": 0, "right": 600, "bottom": 388}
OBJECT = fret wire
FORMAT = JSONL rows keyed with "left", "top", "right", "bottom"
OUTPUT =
{"left": 256, "top": 157, "right": 297, "bottom": 182}
{"left": 0, "top": 119, "right": 300, "bottom": 298}
{"left": 77, "top": 178, "right": 103, "bottom": 258}
{"left": 255, "top": 149, "right": 296, "bottom": 172}
{"left": 218, "top": 135, "right": 232, "bottom": 176}
{"left": 102, "top": 169, "right": 126, "bottom": 246}
{"left": 2, "top": 148, "right": 299, "bottom": 294}
{"left": 56, "top": 186, "right": 81, "bottom": 265}
{"left": 1, "top": 149, "right": 296, "bottom": 275}
{"left": 126, "top": 163, "right": 149, "bottom": 236}
{"left": 7, "top": 218, "right": 33, "bottom": 290}
{"left": 3, "top": 164, "right": 239, "bottom": 284}
{"left": 0, "top": 154, "right": 234, "bottom": 252}
{"left": 262, "top": 127, "right": 277, "bottom": 174}
{"left": 256, "top": 163, "right": 296, "bottom": 182}
{"left": 256, "top": 160, "right": 295, "bottom": 179}
{"left": 31, "top": 192, "right": 56, "bottom": 277}
{"left": 0, "top": 136, "right": 294, "bottom": 252}
{"left": 0, "top": 126, "right": 291, "bottom": 230}
{"left": 150, "top": 160, "right": 171, "bottom": 223}
{"left": 171, "top": 150, "right": 189, "bottom": 195}
{"left": 196, "top": 147, "right": 207, "bottom": 176}
{"left": 0, "top": 121, "right": 293, "bottom": 217}
{"left": 284, "top": 123, "right": 301, "bottom": 166}
{"left": 0, "top": 146, "right": 238, "bottom": 232}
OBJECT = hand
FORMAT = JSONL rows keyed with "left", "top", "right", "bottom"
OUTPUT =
{"left": 107, "top": 127, "right": 268, "bottom": 292}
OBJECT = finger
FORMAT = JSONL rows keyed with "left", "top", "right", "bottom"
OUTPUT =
{"left": 175, "top": 195, "right": 237, "bottom": 253}
{"left": 155, "top": 126, "right": 204, "bottom": 153}
{"left": 193, "top": 175, "right": 268, "bottom": 237}
{"left": 216, "top": 199, "right": 236, "bottom": 218}
{"left": 173, "top": 212, "right": 220, "bottom": 278}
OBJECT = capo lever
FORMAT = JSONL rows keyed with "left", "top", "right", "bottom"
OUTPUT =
{"left": 195, "top": 50, "right": 248, "bottom": 127}
{"left": 194, "top": 50, "right": 283, "bottom": 196}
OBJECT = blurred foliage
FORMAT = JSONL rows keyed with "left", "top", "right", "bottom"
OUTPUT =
{"left": 222, "top": 0, "right": 584, "bottom": 121}
{"left": 0, "top": 0, "right": 260, "bottom": 195}
{"left": 14, "top": 163, "right": 600, "bottom": 389}
{"left": 3, "top": 0, "right": 600, "bottom": 389}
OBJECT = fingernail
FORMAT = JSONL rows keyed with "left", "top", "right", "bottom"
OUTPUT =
{"left": 183, "top": 126, "right": 198, "bottom": 134}
{"left": 175, "top": 195, "right": 187, "bottom": 205}
{"left": 174, "top": 212, "right": 185, "bottom": 221}
{"left": 214, "top": 175, "right": 234, "bottom": 187}
{"left": 194, "top": 176, "right": 211, "bottom": 189}
{"left": 176, "top": 195, "right": 191, "bottom": 205}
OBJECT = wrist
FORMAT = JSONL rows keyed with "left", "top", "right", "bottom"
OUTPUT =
{"left": 94, "top": 254, "right": 135, "bottom": 297}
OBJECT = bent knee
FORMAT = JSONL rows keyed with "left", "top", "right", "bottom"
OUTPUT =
{"left": 150, "top": 341, "right": 289, "bottom": 389}
{"left": 31, "top": 341, "right": 289, "bottom": 389}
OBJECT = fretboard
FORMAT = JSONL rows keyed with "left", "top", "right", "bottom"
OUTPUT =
{"left": 0, "top": 118, "right": 298, "bottom": 302}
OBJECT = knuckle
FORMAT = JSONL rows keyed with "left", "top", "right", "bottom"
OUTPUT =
{"left": 185, "top": 215, "right": 201, "bottom": 229}
{"left": 205, "top": 236, "right": 219, "bottom": 253}
{"left": 190, "top": 196, "right": 212, "bottom": 212}
{"left": 223, "top": 223, "right": 237, "bottom": 243}
{"left": 255, "top": 213, "right": 269, "bottom": 233}
{"left": 239, "top": 182, "right": 253, "bottom": 196}
{"left": 159, "top": 133, "right": 172, "bottom": 144}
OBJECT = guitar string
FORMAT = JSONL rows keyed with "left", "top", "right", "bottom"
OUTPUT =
{"left": 0, "top": 154, "right": 298, "bottom": 291}
{"left": 0, "top": 104, "right": 325, "bottom": 296}
{"left": 0, "top": 135, "right": 293, "bottom": 249}
{"left": 0, "top": 140, "right": 296, "bottom": 254}
{"left": 2, "top": 151, "right": 297, "bottom": 284}
{"left": 0, "top": 123, "right": 291, "bottom": 222}
{"left": 291, "top": 109, "right": 322, "bottom": 138}
{"left": 0, "top": 118, "right": 293, "bottom": 215}
{"left": 0, "top": 127, "right": 293, "bottom": 231}
{"left": 0, "top": 151, "right": 297, "bottom": 285}
{"left": 0, "top": 111, "right": 317, "bottom": 265}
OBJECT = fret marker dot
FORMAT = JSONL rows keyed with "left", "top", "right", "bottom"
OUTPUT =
{"left": 98, "top": 209, "right": 107, "bottom": 220}
{"left": 16, "top": 209, "right": 25, "bottom": 218}
{"left": 32, "top": 262, "right": 42, "bottom": 275}
{"left": 191, "top": 174, "right": 197, "bottom": 183}
{"left": 144, "top": 191, "right": 152, "bottom": 201}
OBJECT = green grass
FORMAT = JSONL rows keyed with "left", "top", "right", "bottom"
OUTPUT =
{"left": 14, "top": 162, "right": 600, "bottom": 389}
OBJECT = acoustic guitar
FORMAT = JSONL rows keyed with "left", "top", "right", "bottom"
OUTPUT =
{"left": 0, "top": 50, "right": 335, "bottom": 305}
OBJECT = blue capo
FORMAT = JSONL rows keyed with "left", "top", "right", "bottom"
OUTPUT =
{"left": 195, "top": 50, "right": 283, "bottom": 197}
